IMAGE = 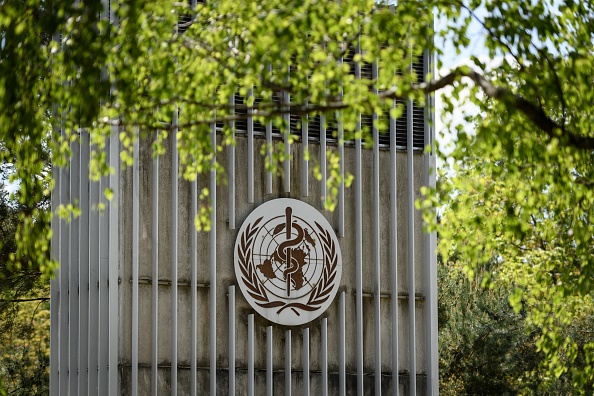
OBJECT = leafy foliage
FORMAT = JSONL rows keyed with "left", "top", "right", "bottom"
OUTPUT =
{"left": 439, "top": 263, "right": 543, "bottom": 394}
{"left": 2, "top": 0, "right": 437, "bottom": 277}
{"left": 1, "top": 0, "right": 108, "bottom": 276}
{"left": 434, "top": 147, "right": 594, "bottom": 393}
{"left": 0, "top": 299, "right": 50, "bottom": 396}
{"left": 438, "top": 246, "right": 594, "bottom": 394}
{"left": 428, "top": 1, "right": 594, "bottom": 390}
{"left": 2, "top": 0, "right": 594, "bottom": 390}
{"left": 0, "top": 186, "right": 50, "bottom": 395}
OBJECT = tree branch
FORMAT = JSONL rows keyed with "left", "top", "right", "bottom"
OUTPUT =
{"left": 461, "top": 70, "right": 594, "bottom": 149}
{"left": 0, "top": 297, "right": 50, "bottom": 303}
{"left": 110, "top": 66, "right": 594, "bottom": 151}
{"left": 385, "top": 68, "right": 594, "bottom": 150}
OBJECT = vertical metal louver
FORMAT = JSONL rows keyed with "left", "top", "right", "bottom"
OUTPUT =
{"left": 378, "top": 102, "right": 391, "bottom": 146}
{"left": 288, "top": 64, "right": 303, "bottom": 140}
{"left": 360, "top": 50, "right": 374, "bottom": 132}
{"left": 308, "top": 115, "right": 321, "bottom": 142}
{"left": 395, "top": 100, "right": 408, "bottom": 147}
{"left": 179, "top": 1, "right": 427, "bottom": 151}
{"left": 270, "top": 92, "right": 283, "bottom": 138}
{"left": 410, "top": 55, "right": 426, "bottom": 150}
{"left": 178, "top": 13, "right": 192, "bottom": 33}
{"left": 326, "top": 111, "right": 339, "bottom": 142}
{"left": 290, "top": 114, "right": 302, "bottom": 137}
{"left": 234, "top": 93, "right": 248, "bottom": 134}
{"left": 361, "top": 114, "right": 374, "bottom": 134}
{"left": 389, "top": 54, "right": 426, "bottom": 150}
{"left": 361, "top": 61, "right": 373, "bottom": 80}
{"left": 345, "top": 44, "right": 357, "bottom": 76}
{"left": 252, "top": 96, "right": 267, "bottom": 136}
{"left": 177, "top": 0, "right": 204, "bottom": 33}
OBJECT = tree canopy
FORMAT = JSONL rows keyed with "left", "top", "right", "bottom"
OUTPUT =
{"left": 1, "top": 0, "right": 594, "bottom": 391}
{"left": 436, "top": 150, "right": 594, "bottom": 392}
{"left": 428, "top": 2, "right": 594, "bottom": 390}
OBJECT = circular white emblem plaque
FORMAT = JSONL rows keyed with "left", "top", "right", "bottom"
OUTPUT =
{"left": 234, "top": 198, "right": 342, "bottom": 326}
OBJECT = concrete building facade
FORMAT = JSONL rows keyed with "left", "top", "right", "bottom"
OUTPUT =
{"left": 49, "top": 19, "right": 438, "bottom": 396}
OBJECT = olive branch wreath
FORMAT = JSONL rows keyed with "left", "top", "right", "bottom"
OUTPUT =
{"left": 237, "top": 217, "right": 338, "bottom": 316}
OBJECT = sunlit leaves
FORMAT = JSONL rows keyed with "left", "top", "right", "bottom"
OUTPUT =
{"left": 434, "top": 123, "right": 594, "bottom": 391}
{"left": 0, "top": 299, "right": 50, "bottom": 395}
{"left": 4, "top": 2, "right": 594, "bottom": 389}
{"left": 86, "top": 0, "right": 432, "bottom": 193}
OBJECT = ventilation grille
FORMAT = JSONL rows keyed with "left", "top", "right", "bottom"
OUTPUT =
{"left": 308, "top": 115, "right": 321, "bottom": 142}
{"left": 220, "top": 53, "right": 427, "bottom": 151}
{"left": 234, "top": 93, "right": 248, "bottom": 133}
{"left": 177, "top": 0, "right": 204, "bottom": 33}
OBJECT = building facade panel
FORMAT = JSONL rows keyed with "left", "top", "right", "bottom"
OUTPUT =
{"left": 50, "top": 13, "right": 437, "bottom": 391}
{"left": 51, "top": 122, "right": 437, "bottom": 394}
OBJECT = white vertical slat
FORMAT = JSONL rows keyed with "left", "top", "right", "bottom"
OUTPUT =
{"left": 88, "top": 142, "right": 100, "bottom": 395}
{"left": 285, "top": 329, "right": 292, "bottom": 396}
{"left": 132, "top": 131, "right": 140, "bottom": 396}
{"left": 390, "top": 94, "right": 399, "bottom": 396}
{"left": 69, "top": 138, "right": 81, "bottom": 394}
{"left": 266, "top": 65, "right": 273, "bottom": 195}
{"left": 188, "top": 0, "right": 199, "bottom": 384}
{"left": 151, "top": 131, "right": 160, "bottom": 396}
{"left": 131, "top": 16, "right": 140, "bottom": 396}
{"left": 228, "top": 95, "right": 236, "bottom": 229}
{"left": 98, "top": 140, "right": 109, "bottom": 394}
{"left": 209, "top": 122, "right": 218, "bottom": 396}
{"left": 338, "top": 114, "right": 345, "bottom": 238}
{"left": 247, "top": 89, "right": 255, "bottom": 203}
{"left": 248, "top": 314, "right": 255, "bottom": 396}
{"left": 424, "top": 48, "right": 439, "bottom": 396}
{"left": 406, "top": 94, "right": 416, "bottom": 396}
{"left": 49, "top": 30, "right": 61, "bottom": 396}
{"left": 424, "top": 155, "right": 438, "bottom": 394}
{"left": 354, "top": 41, "right": 364, "bottom": 396}
{"left": 188, "top": 6, "right": 199, "bottom": 387}
{"left": 320, "top": 114, "right": 327, "bottom": 205}
{"left": 59, "top": 156, "right": 70, "bottom": 396}
{"left": 79, "top": 132, "right": 90, "bottom": 395}
{"left": 171, "top": 113, "right": 179, "bottom": 395}
{"left": 339, "top": 291, "right": 346, "bottom": 396}
{"left": 321, "top": 318, "right": 328, "bottom": 396}
{"left": 108, "top": 125, "right": 120, "bottom": 395}
{"left": 337, "top": 45, "right": 345, "bottom": 236}
{"left": 372, "top": 59, "right": 382, "bottom": 396}
{"left": 266, "top": 113, "right": 273, "bottom": 195}
{"left": 106, "top": 0, "right": 120, "bottom": 386}
{"left": 228, "top": 286, "right": 236, "bottom": 395}
{"left": 303, "top": 328, "right": 310, "bottom": 396}
{"left": 283, "top": 82, "right": 291, "bottom": 193}
{"left": 108, "top": 0, "right": 120, "bottom": 389}
{"left": 191, "top": 177, "right": 198, "bottom": 395}
{"left": 49, "top": 134, "right": 61, "bottom": 396}
{"left": 189, "top": 10, "right": 199, "bottom": 389}
{"left": 266, "top": 326, "right": 273, "bottom": 396}
{"left": 171, "top": 46, "right": 180, "bottom": 391}
{"left": 426, "top": 180, "right": 438, "bottom": 396}
{"left": 98, "top": 5, "right": 110, "bottom": 394}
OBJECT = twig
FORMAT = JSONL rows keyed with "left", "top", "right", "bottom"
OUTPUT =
{"left": 0, "top": 297, "right": 50, "bottom": 303}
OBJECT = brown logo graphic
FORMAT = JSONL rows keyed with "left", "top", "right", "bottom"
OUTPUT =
{"left": 236, "top": 202, "right": 340, "bottom": 324}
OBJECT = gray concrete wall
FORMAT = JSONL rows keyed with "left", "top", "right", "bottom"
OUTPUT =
{"left": 118, "top": 134, "right": 431, "bottom": 394}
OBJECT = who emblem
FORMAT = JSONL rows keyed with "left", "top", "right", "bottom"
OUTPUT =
{"left": 234, "top": 198, "right": 342, "bottom": 326}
